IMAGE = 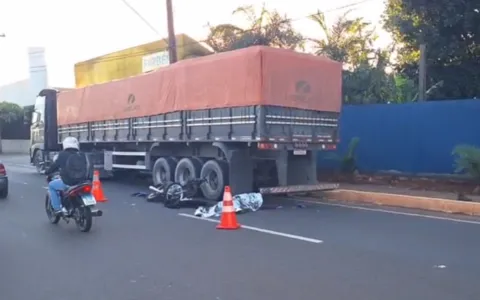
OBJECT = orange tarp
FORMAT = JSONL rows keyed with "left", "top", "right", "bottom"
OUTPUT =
{"left": 58, "top": 46, "right": 342, "bottom": 126}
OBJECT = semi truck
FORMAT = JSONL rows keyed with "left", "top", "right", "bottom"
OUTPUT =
{"left": 29, "top": 46, "right": 342, "bottom": 201}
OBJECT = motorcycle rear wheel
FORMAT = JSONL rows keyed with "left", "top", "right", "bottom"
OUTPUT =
{"left": 75, "top": 206, "right": 92, "bottom": 232}
{"left": 45, "top": 194, "right": 60, "bottom": 224}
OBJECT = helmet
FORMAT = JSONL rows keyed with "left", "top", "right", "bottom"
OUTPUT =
{"left": 62, "top": 136, "right": 79, "bottom": 150}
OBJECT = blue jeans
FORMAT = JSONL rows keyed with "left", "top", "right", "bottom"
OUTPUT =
{"left": 48, "top": 178, "right": 68, "bottom": 211}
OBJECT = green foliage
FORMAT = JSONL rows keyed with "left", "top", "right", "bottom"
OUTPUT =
{"left": 309, "top": 10, "right": 377, "bottom": 68}
{"left": 383, "top": 0, "right": 480, "bottom": 100}
{"left": 0, "top": 101, "right": 23, "bottom": 124}
{"left": 22, "top": 105, "right": 34, "bottom": 125}
{"left": 206, "top": 4, "right": 304, "bottom": 53}
{"left": 326, "top": 137, "right": 360, "bottom": 174}
{"left": 392, "top": 74, "right": 417, "bottom": 102}
{"left": 452, "top": 145, "right": 480, "bottom": 181}
{"left": 341, "top": 137, "right": 360, "bottom": 173}
{"left": 342, "top": 50, "right": 396, "bottom": 104}
{"left": 308, "top": 10, "right": 417, "bottom": 104}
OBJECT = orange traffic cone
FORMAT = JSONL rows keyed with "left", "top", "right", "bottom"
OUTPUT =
{"left": 216, "top": 186, "right": 240, "bottom": 230}
{"left": 92, "top": 170, "right": 107, "bottom": 202}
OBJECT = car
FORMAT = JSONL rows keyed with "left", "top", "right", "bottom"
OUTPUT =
{"left": 0, "top": 162, "right": 8, "bottom": 198}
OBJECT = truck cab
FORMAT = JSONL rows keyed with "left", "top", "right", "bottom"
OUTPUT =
{"left": 29, "top": 89, "right": 59, "bottom": 172}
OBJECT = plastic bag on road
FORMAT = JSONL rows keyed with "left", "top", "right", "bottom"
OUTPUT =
{"left": 194, "top": 193, "right": 263, "bottom": 218}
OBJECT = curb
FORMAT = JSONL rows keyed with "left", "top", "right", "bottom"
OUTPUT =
{"left": 321, "top": 189, "right": 480, "bottom": 216}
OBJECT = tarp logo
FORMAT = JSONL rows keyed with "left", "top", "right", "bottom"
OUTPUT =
{"left": 125, "top": 94, "right": 139, "bottom": 112}
{"left": 291, "top": 80, "right": 311, "bottom": 102}
{"left": 127, "top": 94, "right": 135, "bottom": 104}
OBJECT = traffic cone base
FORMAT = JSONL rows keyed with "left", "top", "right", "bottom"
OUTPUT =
{"left": 217, "top": 223, "right": 241, "bottom": 230}
{"left": 92, "top": 170, "right": 107, "bottom": 202}
{"left": 216, "top": 186, "right": 240, "bottom": 230}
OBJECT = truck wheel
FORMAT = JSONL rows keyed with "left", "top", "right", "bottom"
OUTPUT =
{"left": 200, "top": 160, "right": 228, "bottom": 201}
{"left": 152, "top": 157, "right": 176, "bottom": 186}
{"left": 174, "top": 158, "right": 202, "bottom": 186}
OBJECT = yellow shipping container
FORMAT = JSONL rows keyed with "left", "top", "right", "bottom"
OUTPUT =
{"left": 74, "top": 33, "right": 212, "bottom": 88}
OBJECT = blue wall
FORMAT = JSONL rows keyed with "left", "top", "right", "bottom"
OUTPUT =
{"left": 318, "top": 99, "right": 480, "bottom": 174}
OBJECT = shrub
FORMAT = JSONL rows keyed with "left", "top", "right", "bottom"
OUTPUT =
{"left": 325, "top": 137, "right": 360, "bottom": 174}
{"left": 452, "top": 145, "right": 480, "bottom": 182}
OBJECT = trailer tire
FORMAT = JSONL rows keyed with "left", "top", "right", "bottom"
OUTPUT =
{"left": 200, "top": 160, "right": 228, "bottom": 201}
{"left": 174, "top": 158, "right": 202, "bottom": 186}
{"left": 152, "top": 157, "right": 176, "bottom": 186}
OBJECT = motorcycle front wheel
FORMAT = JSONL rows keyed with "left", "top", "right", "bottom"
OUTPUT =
{"left": 163, "top": 183, "right": 184, "bottom": 209}
{"left": 45, "top": 194, "right": 60, "bottom": 224}
{"left": 75, "top": 206, "right": 93, "bottom": 232}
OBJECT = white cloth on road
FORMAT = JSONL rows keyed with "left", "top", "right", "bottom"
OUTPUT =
{"left": 194, "top": 193, "right": 263, "bottom": 218}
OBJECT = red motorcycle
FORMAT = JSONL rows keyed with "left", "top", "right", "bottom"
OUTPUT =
{"left": 45, "top": 175, "right": 103, "bottom": 232}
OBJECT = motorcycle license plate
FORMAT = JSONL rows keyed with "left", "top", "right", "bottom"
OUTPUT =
{"left": 81, "top": 194, "right": 97, "bottom": 206}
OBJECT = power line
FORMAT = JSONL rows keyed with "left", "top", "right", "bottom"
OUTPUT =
{"left": 119, "top": 0, "right": 159, "bottom": 35}
{"left": 76, "top": 0, "right": 374, "bottom": 66}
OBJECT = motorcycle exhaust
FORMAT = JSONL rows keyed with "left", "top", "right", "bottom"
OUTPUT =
{"left": 90, "top": 209, "right": 103, "bottom": 217}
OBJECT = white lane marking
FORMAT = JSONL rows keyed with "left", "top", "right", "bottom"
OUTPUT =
{"left": 178, "top": 213, "right": 323, "bottom": 244}
{"left": 434, "top": 265, "right": 447, "bottom": 269}
{"left": 298, "top": 198, "right": 480, "bottom": 225}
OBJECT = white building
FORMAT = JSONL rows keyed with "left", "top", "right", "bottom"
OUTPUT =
{"left": 0, "top": 47, "right": 48, "bottom": 107}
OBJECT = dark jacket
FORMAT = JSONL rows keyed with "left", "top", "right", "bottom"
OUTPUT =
{"left": 45, "top": 149, "right": 86, "bottom": 186}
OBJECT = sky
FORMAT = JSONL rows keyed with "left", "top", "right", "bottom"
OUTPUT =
{"left": 0, "top": 0, "right": 388, "bottom": 88}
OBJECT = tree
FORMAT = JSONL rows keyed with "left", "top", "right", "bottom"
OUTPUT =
{"left": 205, "top": 4, "right": 304, "bottom": 52}
{"left": 22, "top": 105, "right": 34, "bottom": 125}
{"left": 383, "top": 0, "right": 480, "bottom": 100}
{"left": 342, "top": 49, "right": 396, "bottom": 104}
{"left": 0, "top": 101, "right": 23, "bottom": 153}
{"left": 309, "top": 10, "right": 377, "bottom": 68}
{"left": 309, "top": 10, "right": 410, "bottom": 104}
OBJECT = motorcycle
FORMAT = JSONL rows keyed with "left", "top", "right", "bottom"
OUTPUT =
{"left": 147, "top": 178, "right": 206, "bottom": 208}
{"left": 45, "top": 175, "right": 103, "bottom": 232}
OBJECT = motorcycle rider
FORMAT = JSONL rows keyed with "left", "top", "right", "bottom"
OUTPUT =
{"left": 45, "top": 136, "right": 87, "bottom": 215}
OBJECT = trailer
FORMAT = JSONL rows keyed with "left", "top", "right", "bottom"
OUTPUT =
{"left": 29, "top": 46, "right": 342, "bottom": 201}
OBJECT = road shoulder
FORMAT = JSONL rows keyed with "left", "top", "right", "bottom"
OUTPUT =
{"left": 316, "top": 184, "right": 480, "bottom": 216}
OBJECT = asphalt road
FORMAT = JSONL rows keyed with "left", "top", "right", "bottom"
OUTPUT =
{"left": 1, "top": 155, "right": 480, "bottom": 300}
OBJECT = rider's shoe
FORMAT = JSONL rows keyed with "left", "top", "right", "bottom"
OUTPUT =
{"left": 54, "top": 207, "right": 68, "bottom": 216}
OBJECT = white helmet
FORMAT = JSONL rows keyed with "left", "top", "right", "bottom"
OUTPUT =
{"left": 62, "top": 136, "right": 80, "bottom": 150}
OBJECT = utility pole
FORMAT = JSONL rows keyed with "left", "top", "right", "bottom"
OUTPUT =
{"left": 418, "top": 43, "right": 427, "bottom": 101}
{"left": 417, "top": 0, "right": 427, "bottom": 101}
{"left": 166, "top": 0, "right": 178, "bottom": 64}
